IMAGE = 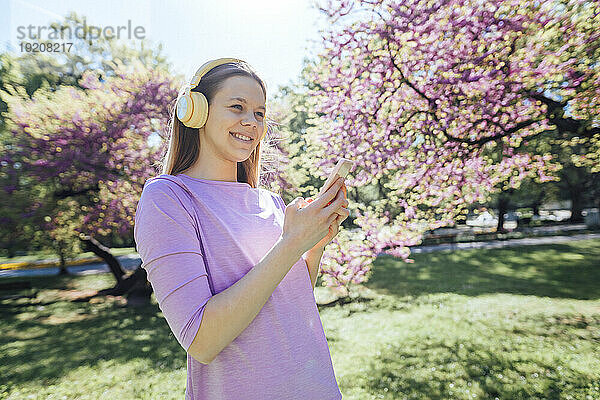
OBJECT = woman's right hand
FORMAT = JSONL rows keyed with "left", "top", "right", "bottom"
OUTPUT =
{"left": 281, "top": 176, "right": 349, "bottom": 256}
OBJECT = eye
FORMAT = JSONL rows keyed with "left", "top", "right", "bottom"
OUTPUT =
{"left": 230, "top": 104, "right": 264, "bottom": 119}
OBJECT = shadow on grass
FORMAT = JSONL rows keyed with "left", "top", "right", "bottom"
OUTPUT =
{"left": 366, "top": 241, "right": 600, "bottom": 300}
{"left": 0, "top": 274, "right": 186, "bottom": 390}
{"left": 356, "top": 336, "right": 599, "bottom": 400}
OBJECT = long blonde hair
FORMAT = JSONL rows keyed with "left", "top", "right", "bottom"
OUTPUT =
{"left": 159, "top": 61, "right": 269, "bottom": 188}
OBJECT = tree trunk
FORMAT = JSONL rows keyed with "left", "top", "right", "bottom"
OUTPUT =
{"left": 496, "top": 190, "right": 511, "bottom": 233}
{"left": 569, "top": 188, "right": 585, "bottom": 223}
{"left": 122, "top": 266, "right": 153, "bottom": 307}
{"left": 77, "top": 233, "right": 151, "bottom": 306}
{"left": 532, "top": 188, "right": 545, "bottom": 216}
{"left": 78, "top": 234, "right": 127, "bottom": 283}
{"left": 558, "top": 162, "right": 588, "bottom": 224}
{"left": 76, "top": 263, "right": 153, "bottom": 307}
{"left": 496, "top": 206, "right": 506, "bottom": 232}
{"left": 7, "top": 245, "right": 16, "bottom": 259}
{"left": 57, "top": 249, "right": 69, "bottom": 275}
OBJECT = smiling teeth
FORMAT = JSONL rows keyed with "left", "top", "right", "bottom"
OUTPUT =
{"left": 231, "top": 132, "right": 252, "bottom": 141}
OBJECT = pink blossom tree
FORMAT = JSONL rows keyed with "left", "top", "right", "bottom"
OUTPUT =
{"left": 305, "top": 0, "right": 599, "bottom": 297}
{"left": 2, "top": 59, "right": 178, "bottom": 302}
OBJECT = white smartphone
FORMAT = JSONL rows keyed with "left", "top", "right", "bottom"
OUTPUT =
{"left": 318, "top": 158, "right": 355, "bottom": 197}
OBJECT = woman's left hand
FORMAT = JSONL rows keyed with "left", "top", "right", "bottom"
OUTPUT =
{"left": 300, "top": 182, "right": 349, "bottom": 250}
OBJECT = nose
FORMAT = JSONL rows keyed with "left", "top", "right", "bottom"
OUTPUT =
{"left": 241, "top": 111, "right": 258, "bottom": 131}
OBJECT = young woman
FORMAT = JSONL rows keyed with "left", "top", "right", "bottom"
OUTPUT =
{"left": 134, "top": 58, "right": 349, "bottom": 399}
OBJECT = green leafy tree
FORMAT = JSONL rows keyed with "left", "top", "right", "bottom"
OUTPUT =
{"left": 0, "top": 11, "right": 174, "bottom": 263}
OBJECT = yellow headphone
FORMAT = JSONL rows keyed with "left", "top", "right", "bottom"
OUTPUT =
{"left": 176, "top": 57, "right": 268, "bottom": 141}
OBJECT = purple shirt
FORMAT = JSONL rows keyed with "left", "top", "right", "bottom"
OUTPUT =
{"left": 134, "top": 173, "right": 342, "bottom": 400}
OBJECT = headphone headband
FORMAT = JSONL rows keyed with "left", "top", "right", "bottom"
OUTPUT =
{"left": 189, "top": 58, "right": 244, "bottom": 89}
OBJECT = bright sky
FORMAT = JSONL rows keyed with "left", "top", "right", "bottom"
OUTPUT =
{"left": 0, "top": 0, "right": 327, "bottom": 101}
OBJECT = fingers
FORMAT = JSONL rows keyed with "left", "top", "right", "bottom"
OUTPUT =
{"left": 334, "top": 209, "right": 349, "bottom": 225}
{"left": 334, "top": 203, "right": 350, "bottom": 217}
{"left": 289, "top": 197, "right": 304, "bottom": 210}
{"left": 330, "top": 215, "right": 342, "bottom": 240}
{"left": 341, "top": 195, "right": 349, "bottom": 209}
{"left": 326, "top": 181, "right": 348, "bottom": 209}
{"left": 327, "top": 212, "right": 338, "bottom": 225}
{"left": 298, "top": 197, "right": 314, "bottom": 210}
{"left": 297, "top": 198, "right": 309, "bottom": 209}
{"left": 316, "top": 177, "right": 345, "bottom": 208}
{"left": 333, "top": 182, "right": 349, "bottom": 215}
{"left": 322, "top": 212, "right": 344, "bottom": 246}
{"left": 336, "top": 206, "right": 350, "bottom": 219}
{"left": 329, "top": 212, "right": 345, "bottom": 230}
{"left": 326, "top": 187, "right": 347, "bottom": 213}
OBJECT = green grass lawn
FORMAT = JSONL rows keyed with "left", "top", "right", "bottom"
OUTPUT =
{"left": 1, "top": 240, "right": 599, "bottom": 400}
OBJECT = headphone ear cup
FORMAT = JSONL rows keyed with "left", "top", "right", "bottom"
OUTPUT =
{"left": 176, "top": 93, "right": 193, "bottom": 126}
{"left": 187, "top": 92, "right": 209, "bottom": 128}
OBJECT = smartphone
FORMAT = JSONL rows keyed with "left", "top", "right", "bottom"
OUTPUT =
{"left": 299, "top": 158, "right": 355, "bottom": 214}
{"left": 319, "top": 158, "right": 355, "bottom": 197}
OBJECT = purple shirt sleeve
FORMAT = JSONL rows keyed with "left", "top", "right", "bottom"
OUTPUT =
{"left": 133, "top": 179, "right": 212, "bottom": 352}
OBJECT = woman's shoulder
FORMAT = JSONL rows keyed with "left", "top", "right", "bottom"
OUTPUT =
{"left": 137, "top": 175, "right": 197, "bottom": 215}
{"left": 142, "top": 174, "right": 189, "bottom": 196}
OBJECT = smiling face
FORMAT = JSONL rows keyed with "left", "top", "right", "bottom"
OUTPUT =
{"left": 199, "top": 75, "right": 266, "bottom": 162}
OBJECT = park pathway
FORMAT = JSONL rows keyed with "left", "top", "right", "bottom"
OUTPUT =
{"left": 408, "top": 232, "right": 600, "bottom": 254}
{"left": 2, "top": 233, "right": 599, "bottom": 279}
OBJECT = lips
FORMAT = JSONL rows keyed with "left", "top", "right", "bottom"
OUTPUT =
{"left": 229, "top": 132, "right": 254, "bottom": 142}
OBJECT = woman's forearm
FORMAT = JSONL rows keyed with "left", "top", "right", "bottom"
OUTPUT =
{"left": 187, "top": 234, "right": 304, "bottom": 364}
{"left": 304, "top": 247, "right": 325, "bottom": 289}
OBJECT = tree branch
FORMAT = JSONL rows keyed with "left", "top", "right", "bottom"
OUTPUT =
{"left": 528, "top": 92, "right": 600, "bottom": 138}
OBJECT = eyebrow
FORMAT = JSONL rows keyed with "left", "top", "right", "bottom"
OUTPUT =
{"left": 228, "top": 97, "right": 266, "bottom": 110}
